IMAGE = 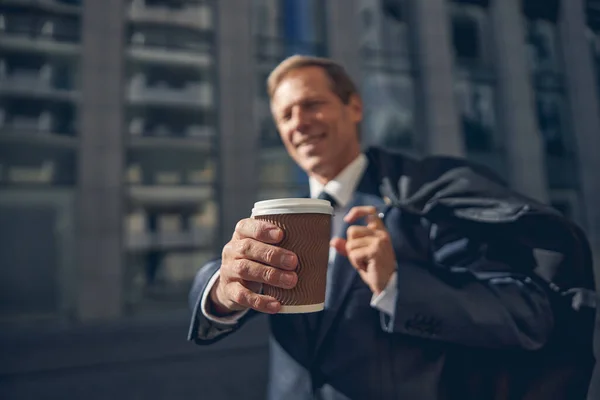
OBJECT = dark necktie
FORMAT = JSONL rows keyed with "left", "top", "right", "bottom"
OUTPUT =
{"left": 317, "top": 191, "right": 338, "bottom": 209}
{"left": 306, "top": 191, "right": 338, "bottom": 338}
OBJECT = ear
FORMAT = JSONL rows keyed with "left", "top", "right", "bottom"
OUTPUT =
{"left": 347, "top": 94, "right": 363, "bottom": 124}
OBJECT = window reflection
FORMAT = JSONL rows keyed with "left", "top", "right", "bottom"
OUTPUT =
{"left": 359, "top": 0, "right": 415, "bottom": 150}
{"left": 450, "top": 2, "right": 497, "bottom": 153}
{"left": 526, "top": 19, "right": 561, "bottom": 74}
{"left": 454, "top": 79, "right": 495, "bottom": 151}
{"left": 525, "top": 19, "right": 570, "bottom": 158}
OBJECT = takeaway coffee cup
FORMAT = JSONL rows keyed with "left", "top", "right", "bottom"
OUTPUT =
{"left": 251, "top": 198, "right": 333, "bottom": 313}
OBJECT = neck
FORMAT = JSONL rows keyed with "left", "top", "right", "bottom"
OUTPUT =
{"left": 310, "top": 150, "right": 361, "bottom": 185}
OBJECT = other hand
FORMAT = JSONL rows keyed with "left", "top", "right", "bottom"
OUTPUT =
{"left": 331, "top": 206, "right": 397, "bottom": 295}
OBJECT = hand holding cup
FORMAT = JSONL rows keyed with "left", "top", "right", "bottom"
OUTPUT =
{"left": 209, "top": 218, "right": 299, "bottom": 315}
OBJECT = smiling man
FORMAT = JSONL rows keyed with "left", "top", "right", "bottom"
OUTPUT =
{"left": 187, "top": 55, "right": 592, "bottom": 400}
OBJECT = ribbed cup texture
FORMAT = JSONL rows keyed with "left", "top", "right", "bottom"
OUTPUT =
{"left": 254, "top": 213, "right": 331, "bottom": 306}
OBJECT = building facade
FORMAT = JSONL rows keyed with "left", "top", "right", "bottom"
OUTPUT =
{"left": 1, "top": 0, "right": 599, "bottom": 327}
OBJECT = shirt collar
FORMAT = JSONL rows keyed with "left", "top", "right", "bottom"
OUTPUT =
{"left": 309, "top": 154, "right": 368, "bottom": 208}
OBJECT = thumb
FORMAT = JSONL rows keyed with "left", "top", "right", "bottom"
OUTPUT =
{"left": 330, "top": 237, "right": 348, "bottom": 257}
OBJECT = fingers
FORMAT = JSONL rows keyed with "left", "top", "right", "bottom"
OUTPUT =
{"left": 331, "top": 237, "right": 348, "bottom": 257}
{"left": 234, "top": 218, "right": 284, "bottom": 244}
{"left": 346, "top": 247, "right": 371, "bottom": 271}
{"left": 231, "top": 259, "right": 297, "bottom": 289}
{"left": 344, "top": 237, "right": 372, "bottom": 252}
{"left": 228, "top": 281, "right": 282, "bottom": 314}
{"left": 344, "top": 206, "right": 385, "bottom": 230}
{"left": 224, "top": 239, "right": 298, "bottom": 271}
{"left": 346, "top": 225, "right": 375, "bottom": 240}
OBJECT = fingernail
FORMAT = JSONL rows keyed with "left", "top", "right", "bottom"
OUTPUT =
{"left": 269, "top": 228, "right": 282, "bottom": 241}
{"left": 281, "top": 254, "right": 296, "bottom": 269}
{"left": 280, "top": 273, "right": 295, "bottom": 287}
{"left": 267, "top": 302, "right": 280, "bottom": 312}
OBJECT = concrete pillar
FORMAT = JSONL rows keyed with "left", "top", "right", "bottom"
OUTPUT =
{"left": 490, "top": 0, "right": 548, "bottom": 202}
{"left": 560, "top": 0, "right": 600, "bottom": 286}
{"left": 217, "top": 1, "right": 259, "bottom": 247}
{"left": 327, "top": 0, "right": 363, "bottom": 84}
{"left": 77, "top": 0, "right": 126, "bottom": 320}
{"left": 410, "top": 0, "right": 463, "bottom": 156}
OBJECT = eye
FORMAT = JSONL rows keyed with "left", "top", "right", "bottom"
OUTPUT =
{"left": 304, "top": 100, "right": 322, "bottom": 110}
{"left": 281, "top": 111, "right": 292, "bottom": 122}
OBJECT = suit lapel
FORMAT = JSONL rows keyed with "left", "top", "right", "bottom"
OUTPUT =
{"left": 314, "top": 166, "right": 385, "bottom": 353}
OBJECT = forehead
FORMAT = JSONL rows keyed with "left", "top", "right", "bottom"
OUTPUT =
{"left": 271, "top": 66, "right": 334, "bottom": 111}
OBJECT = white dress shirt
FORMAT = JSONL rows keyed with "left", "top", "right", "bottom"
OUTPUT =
{"left": 201, "top": 153, "right": 398, "bottom": 326}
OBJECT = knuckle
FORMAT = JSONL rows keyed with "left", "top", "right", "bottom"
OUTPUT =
{"left": 263, "top": 247, "right": 277, "bottom": 265}
{"left": 347, "top": 226, "right": 358, "bottom": 238}
{"left": 234, "top": 219, "right": 248, "bottom": 233}
{"left": 379, "top": 233, "right": 391, "bottom": 245}
{"left": 231, "top": 288, "right": 245, "bottom": 305}
{"left": 237, "top": 238, "right": 252, "bottom": 254}
{"left": 233, "top": 259, "right": 250, "bottom": 278}
{"left": 251, "top": 296, "right": 263, "bottom": 310}
{"left": 222, "top": 241, "right": 233, "bottom": 257}
{"left": 249, "top": 221, "right": 263, "bottom": 238}
{"left": 262, "top": 268, "right": 276, "bottom": 284}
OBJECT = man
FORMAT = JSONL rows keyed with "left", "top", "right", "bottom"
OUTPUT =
{"left": 188, "top": 55, "right": 592, "bottom": 399}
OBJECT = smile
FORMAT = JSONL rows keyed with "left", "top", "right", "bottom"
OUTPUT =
{"left": 296, "top": 133, "right": 326, "bottom": 148}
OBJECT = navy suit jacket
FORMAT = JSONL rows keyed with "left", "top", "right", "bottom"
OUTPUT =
{"left": 188, "top": 148, "right": 560, "bottom": 399}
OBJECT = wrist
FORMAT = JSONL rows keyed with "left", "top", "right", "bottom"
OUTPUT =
{"left": 374, "top": 267, "right": 397, "bottom": 295}
{"left": 208, "top": 278, "right": 239, "bottom": 317}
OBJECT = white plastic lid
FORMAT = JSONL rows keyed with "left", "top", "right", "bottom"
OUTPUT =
{"left": 251, "top": 198, "right": 334, "bottom": 216}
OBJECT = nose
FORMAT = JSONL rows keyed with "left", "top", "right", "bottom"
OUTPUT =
{"left": 290, "top": 106, "right": 311, "bottom": 132}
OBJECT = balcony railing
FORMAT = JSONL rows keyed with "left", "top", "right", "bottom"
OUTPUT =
{"left": 0, "top": 67, "right": 77, "bottom": 100}
{"left": 0, "top": 157, "right": 76, "bottom": 186}
{"left": 129, "top": 0, "right": 213, "bottom": 30}
{"left": 0, "top": 108, "right": 75, "bottom": 134}
{"left": 128, "top": 185, "right": 214, "bottom": 206}
{"left": 126, "top": 228, "right": 214, "bottom": 252}
{"left": 127, "top": 80, "right": 213, "bottom": 108}
{"left": 129, "top": 121, "right": 215, "bottom": 140}
{"left": 0, "top": 15, "right": 80, "bottom": 43}
{"left": 1, "top": 0, "right": 82, "bottom": 14}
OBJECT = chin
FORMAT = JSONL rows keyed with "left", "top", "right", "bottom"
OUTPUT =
{"left": 295, "top": 156, "right": 320, "bottom": 173}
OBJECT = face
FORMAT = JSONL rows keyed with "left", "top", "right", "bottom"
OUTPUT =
{"left": 270, "top": 66, "right": 363, "bottom": 183}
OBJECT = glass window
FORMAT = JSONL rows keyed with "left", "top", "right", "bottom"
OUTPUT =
{"left": 362, "top": 73, "right": 415, "bottom": 149}
{"left": 526, "top": 19, "right": 562, "bottom": 74}
{"left": 450, "top": 2, "right": 498, "bottom": 154}
{"left": 535, "top": 91, "right": 568, "bottom": 156}
{"left": 455, "top": 79, "right": 496, "bottom": 151}
{"left": 359, "top": 0, "right": 415, "bottom": 150}
{"left": 449, "top": 3, "right": 493, "bottom": 69}
{"left": 452, "top": 16, "right": 481, "bottom": 60}
{"left": 525, "top": 19, "right": 572, "bottom": 160}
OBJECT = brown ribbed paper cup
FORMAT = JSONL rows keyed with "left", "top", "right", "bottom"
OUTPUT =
{"left": 252, "top": 198, "right": 333, "bottom": 313}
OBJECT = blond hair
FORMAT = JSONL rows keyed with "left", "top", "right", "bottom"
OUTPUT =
{"left": 267, "top": 55, "right": 359, "bottom": 103}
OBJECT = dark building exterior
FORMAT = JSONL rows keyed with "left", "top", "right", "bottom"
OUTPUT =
{"left": 0, "top": 0, "right": 599, "bottom": 399}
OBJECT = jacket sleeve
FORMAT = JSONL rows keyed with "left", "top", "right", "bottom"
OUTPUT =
{"left": 382, "top": 219, "right": 554, "bottom": 350}
{"left": 187, "top": 259, "right": 257, "bottom": 344}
